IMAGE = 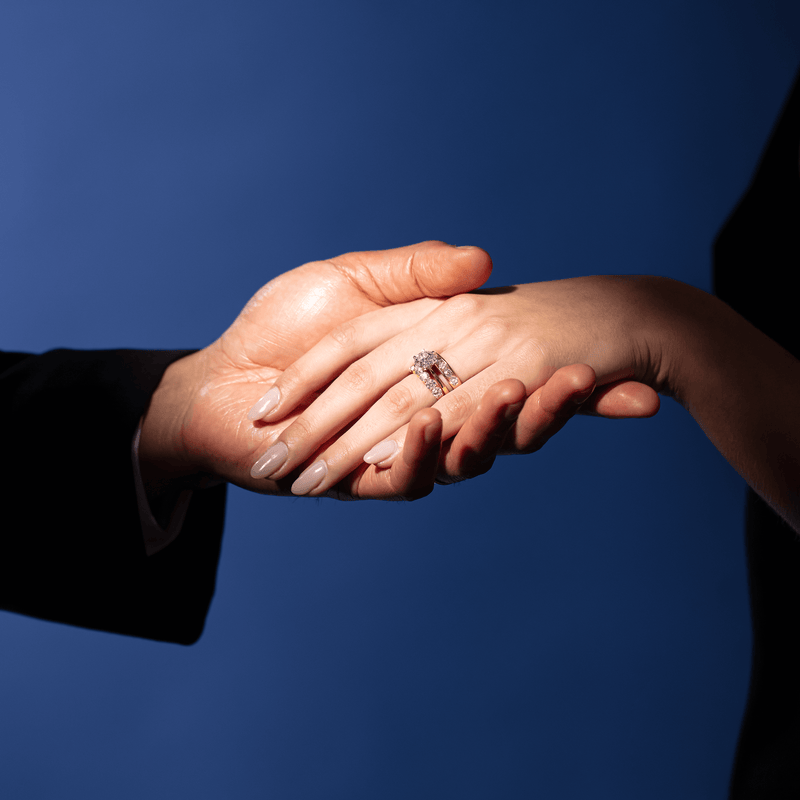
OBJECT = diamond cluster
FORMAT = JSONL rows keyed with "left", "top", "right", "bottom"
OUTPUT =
{"left": 411, "top": 350, "right": 460, "bottom": 398}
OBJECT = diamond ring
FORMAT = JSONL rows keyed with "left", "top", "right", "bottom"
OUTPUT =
{"left": 410, "top": 350, "right": 461, "bottom": 398}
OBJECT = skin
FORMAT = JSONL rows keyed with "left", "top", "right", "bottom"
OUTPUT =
{"left": 252, "top": 273, "right": 800, "bottom": 533}
{"left": 138, "top": 241, "right": 656, "bottom": 504}
{"left": 250, "top": 276, "right": 665, "bottom": 492}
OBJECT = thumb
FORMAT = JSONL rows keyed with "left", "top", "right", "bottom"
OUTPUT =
{"left": 332, "top": 240, "right": 493, "bottom": 305}
{"left": 579, "top": 380, "right": 661, "bottom": 418}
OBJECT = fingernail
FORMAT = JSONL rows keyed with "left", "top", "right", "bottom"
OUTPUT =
{"left": 573, "top": 387, "right": 594, "bottom": 405}
{"left": 364, "top": 440, "right": 399, "bottom": 465}
{"left": 250, "top": 441, "right": 289, "bottom": 479}
{"left": 504, "top": 400, "right": 525, "bottom": 420}
{"left": 247, "top": 387, "right": 281, "bottom": 420}
{"left": 423, "top": 420, "right": 440, "bottom": 445}
{"left": 291, "top": 460, "right": 328, "bottom": 495}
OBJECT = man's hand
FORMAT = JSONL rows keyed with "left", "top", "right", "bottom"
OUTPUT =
{"left": 434, "top": 369, "right": 659, "bottom": 484}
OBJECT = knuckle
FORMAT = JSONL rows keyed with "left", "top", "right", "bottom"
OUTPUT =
{"left": 514, "top": 337, "right": 548, "bottom": 367}
{"left": 328, "top": 321, "right": 358, "bottom": 350}
{"left": 441, "top": 390, "right": 474, "bottom": 422}
{"left": 330, "top": 437, "right": 359, "bottom": 465}
{"left": 339, "top": 360, "right": 375, "bottom": 394}
{"left": 276, "top": 364, "right": 304, "bottom": 396}
{"left": 284, "top": 413, "right": 316, "bottom": 445}
{"left": 474, "top": 315, "right": 511, "bottom": 343}
{"left": 442, "top": 293, "right": 482, "bottom": 319}
{"left": 382, "top": 383, "right": 417, "bottom": 418}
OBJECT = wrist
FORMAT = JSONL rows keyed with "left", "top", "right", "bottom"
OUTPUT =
{"left": 139, "top": 350, "right": 208, "bottom": 494}
{"left": 627, "top": 276, "right": 710, "bottom": 402}
{"left": 652, "top": 280, "right": 734, "bottom": 409}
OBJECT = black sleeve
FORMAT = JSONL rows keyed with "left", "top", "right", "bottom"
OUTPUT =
{"left": 0, "top": 348, "right": 226, "bottom": 645}
{"left": 712, "top": 68, "right": 800, "bottom": 799}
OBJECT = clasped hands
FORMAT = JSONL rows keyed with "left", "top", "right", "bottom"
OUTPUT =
{"left": 139, "top": 241, "right": 661, "bottom": 502}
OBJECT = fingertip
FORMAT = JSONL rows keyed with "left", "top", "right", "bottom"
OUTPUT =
{"left": 383, "top": 410, "right": 442, "bottom": 501}
{"left": 363, "top": 439, "right": 400, "bottom": 466}
{"left": 404, "top": 407, "right": 441, "bottom": 451}
{"left": 454, "top": 245, "right": 493, "bottom": 288}
{"left": 468, "top": 380, "right": 526, "bottom": 427}
{"left": 571, "top": 382, "right": 596, "bottom": 406}
{"left": 247, "top": 386, "right": 281, "bottom": 421}
{"left": 484, "top": 378, "right": 526, "bottom": 409}
{"left": 422, "top": 242, "right": 492, "bottom": 294}
{"left": 635, "top": 386, "right": 661, "bottom": 417}
{"left": 562, "top": 363, "right": 596, "bottom": 396}
{"left": 412, "top": 406, "right": 442, "bottom": 430}
{"left": 422, "top": 410, "right": 443, "bottom": 445}
{"left": 539, "top": 365, "right": 595, "bottom": 415}
{"left": 584, "top": 381, "right": 660, "bottom": 418}
{"left": 405, "top": 408, "right": 441, "bottom": 456}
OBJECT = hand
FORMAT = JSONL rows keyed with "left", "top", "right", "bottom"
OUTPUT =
{"left": 139, "top": 241, "right": 494, "bottom": 500}
{"left": 434, "top": 367, "right": 659, "bottom": 484}
{"left": 248, "top": 276, "right": 666, "bottom": 495}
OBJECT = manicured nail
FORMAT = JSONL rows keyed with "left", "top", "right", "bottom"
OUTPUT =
{"left": 247, "top": 387, "right": 281, "bottom": 420}
{"left": 364, "top": 440, "right": 399, "bottom": 465}
{"left": 291, "top": 460, "right": 328, "bottom": 495}
{"left": 250, "top": 441, "right": 289, "bottom": 479}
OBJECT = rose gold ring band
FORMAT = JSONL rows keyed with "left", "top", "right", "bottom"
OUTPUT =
{"left": 410, "top": 350, "right": 461, "bottom": 398}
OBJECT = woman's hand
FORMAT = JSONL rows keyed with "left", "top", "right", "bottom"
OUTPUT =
{"left": 247, "top": 276, "right": 668, "bottom": 496}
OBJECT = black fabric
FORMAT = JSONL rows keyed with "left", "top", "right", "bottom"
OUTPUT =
{"left": 0, "top": 348, "right": 226, "bottom": 645}
{"left": 713, "top": 70, "right": 800, "bottom": 798}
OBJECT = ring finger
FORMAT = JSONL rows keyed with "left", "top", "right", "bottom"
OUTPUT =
{"left": 287, "top": 346, "right": 553, "bottom": 496}
{"left": 248, "top": 335, "right": 471, "bottom": 484}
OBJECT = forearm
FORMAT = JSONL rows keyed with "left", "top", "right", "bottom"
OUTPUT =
{"left": 662, "top": 279, "right": 800, "bottom": 532}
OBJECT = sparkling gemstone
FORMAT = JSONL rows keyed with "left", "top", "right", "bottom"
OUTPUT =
{"left": 449, "top": 376, "right": 459, "bottom": 386}
{"left": 414, "top": 351, "right": 437, "bottom": 370}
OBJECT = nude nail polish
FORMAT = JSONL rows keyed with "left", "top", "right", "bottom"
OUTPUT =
{"left": 363, "top": 440, "right": 399, "bottom": 465}
{"left": 291, "top": 460, "right": 327, "bottom": 495}
{"left": 250, "top": 441, "right": 289, "bottom": 479}
{"left": 247, "top": 387, "right": 280, "bottom": 421}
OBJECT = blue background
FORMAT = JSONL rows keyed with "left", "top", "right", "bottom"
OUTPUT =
{"left": 1, "top": 1, "right": 799, "bottom": 797}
